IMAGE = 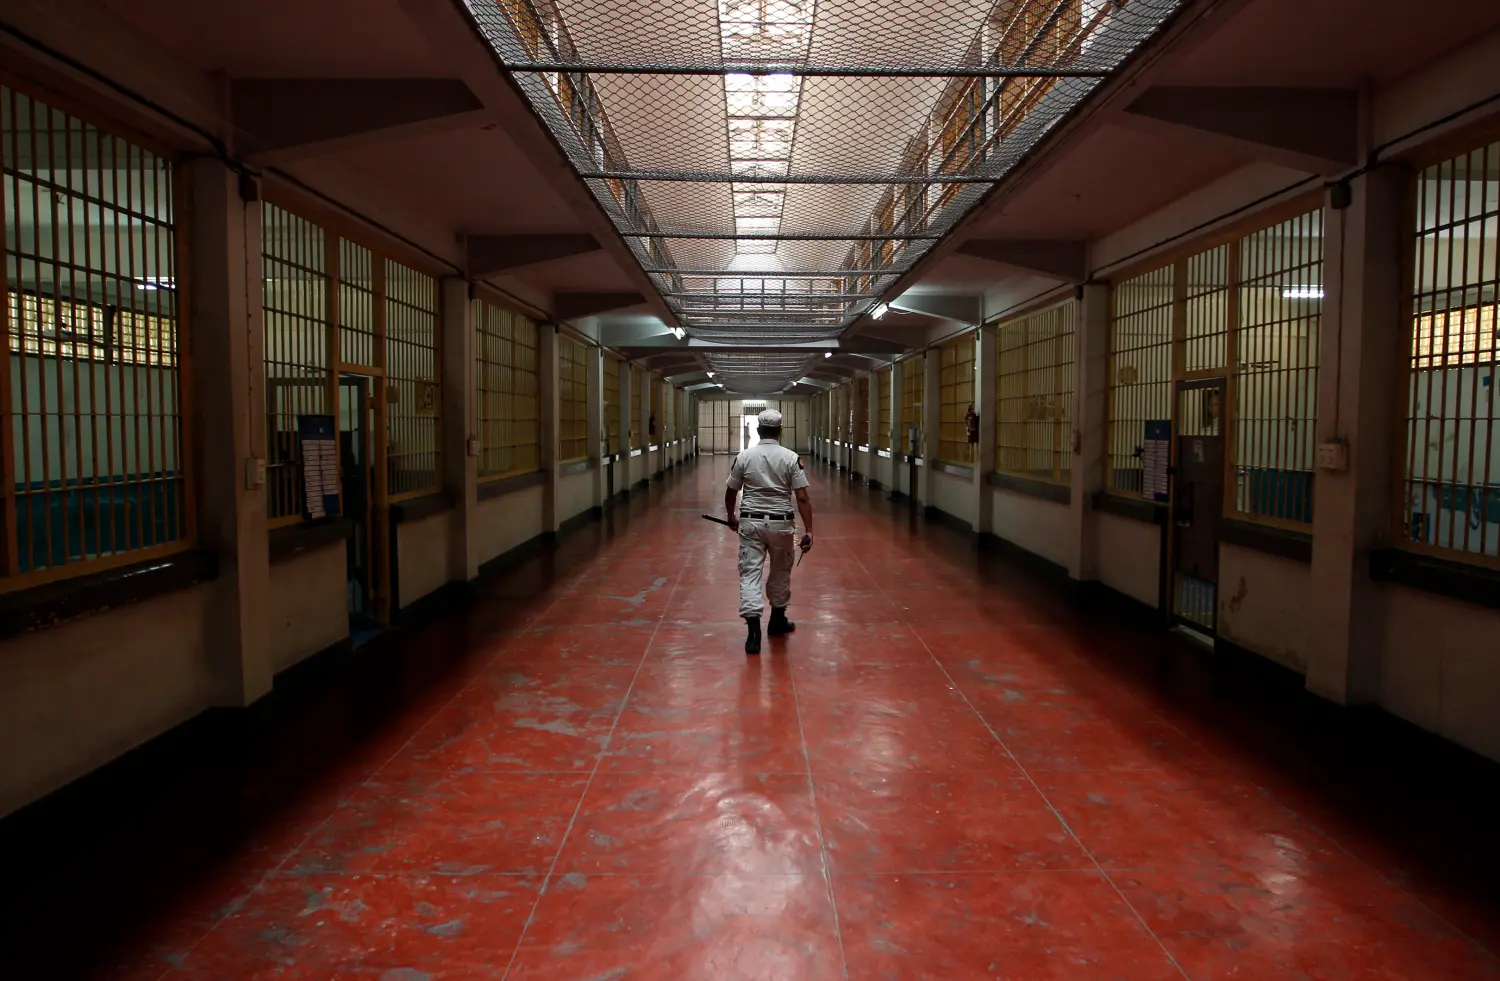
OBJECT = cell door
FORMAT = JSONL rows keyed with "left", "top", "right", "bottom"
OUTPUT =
{"left": 1171, "top": 379, "right": 1225, "bottom": 633}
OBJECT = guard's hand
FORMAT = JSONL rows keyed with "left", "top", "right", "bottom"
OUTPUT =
{"left": 800, "top": 534, "right": 813, "bottom": 553}
{"left": 727, "top": 514, "right": 739, "bottom": 531}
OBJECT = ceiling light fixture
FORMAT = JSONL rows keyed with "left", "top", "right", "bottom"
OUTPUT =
{"left": 871, "top": 302, "right": 889, "bottom": 320}
{"left": 1281, "top": 287, "right": 1324, "bottom": 299}
{"left": 824, "top": 352, "right": 833, "bottom": 359}
{"left": 671, "top": 326, "right": 686, "bottom": 339}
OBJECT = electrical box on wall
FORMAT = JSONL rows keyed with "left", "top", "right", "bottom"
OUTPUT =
{"left": 245, "top": 456, "right": 266, "bottom": 489}
{"left": 1317, "top": 439, "right": 1349, "bottom": 472}
{"left": 466, "top": 436, "right": 480, "bottom": 457}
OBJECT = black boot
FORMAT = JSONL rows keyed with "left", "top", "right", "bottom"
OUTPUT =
{"left": 767, "top": 607, "right": 795, "bottom": 636}
{"left": 744, "top": 616, "right": 762, "bottom": 656}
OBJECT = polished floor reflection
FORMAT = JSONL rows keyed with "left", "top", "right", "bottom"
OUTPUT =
{"left": 4, "top": 460, "right": 1499, "bottom": 979}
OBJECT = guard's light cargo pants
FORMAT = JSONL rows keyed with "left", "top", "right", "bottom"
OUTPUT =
{"left": 738, "top": 517, "right": 796, "bottom": 619}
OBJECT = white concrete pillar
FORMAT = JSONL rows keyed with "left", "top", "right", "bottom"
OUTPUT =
{"left": 975, "top": 323, "right": 998, "bottom": 534}
{"left": 184, "top": 159, "right": 271, "bottom": 707}
{"left": 538, "top": 323, "right": 559, "bottom": 533}
{"left": 1070, "top": 283, "right": 1110, "bottom": 582}
{"left": 440, "top": 277, "right": 477, "bottom": 582}
{"left": 1307, "top": 167, "right": 1409, "bottom": 705}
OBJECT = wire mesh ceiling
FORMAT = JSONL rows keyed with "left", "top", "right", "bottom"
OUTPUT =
{"left": 461, "top": 0, "right": 1185, "bottom": 383}
{"left": 702, "top": 352, "right": 820, "bottom": 394}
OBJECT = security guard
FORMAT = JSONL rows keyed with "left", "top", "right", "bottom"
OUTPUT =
{"left": 724, "top": 408, "right": 814, "bottom": 655}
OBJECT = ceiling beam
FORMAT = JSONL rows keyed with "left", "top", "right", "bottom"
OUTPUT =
{"left": 889, "top": 294, "right": 983, "bottom": 325}
{"left": 231, "top": 79, "right": 487, "bottom": 162}
{"left": 1120, "top": 86, "right": 1360, "bottom": 175}
{"left": 957, "top": 239, "right": 1088, "bottom": 282}
{"left": 554, "top": 291, "right": 648, "bottom": 321}
{"left": 465, "top": 233, "right": 601, "bottom": 277}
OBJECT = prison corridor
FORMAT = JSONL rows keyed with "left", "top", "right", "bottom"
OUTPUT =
{"left": 4, "top": 461, "right": 1497, "bottom": 981}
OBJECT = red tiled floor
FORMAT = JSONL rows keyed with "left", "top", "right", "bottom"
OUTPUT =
{"left": 557, "top": 771, "right": 822, "bottom": 875}
{"left": 9, "top": 459, "right": 1500, "bottom": 981}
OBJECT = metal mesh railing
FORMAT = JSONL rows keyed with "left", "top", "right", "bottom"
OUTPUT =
{"left": 463, "top": 0, "right": 1183, "bottom": 374}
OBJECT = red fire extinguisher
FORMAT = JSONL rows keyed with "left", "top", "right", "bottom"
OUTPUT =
{"left": 965, "top": 404, "right": 979, "bottom": 444}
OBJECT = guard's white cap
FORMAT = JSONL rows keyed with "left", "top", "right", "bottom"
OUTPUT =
{"left": 757, "top": 408, "right": 783, "bottom": 427}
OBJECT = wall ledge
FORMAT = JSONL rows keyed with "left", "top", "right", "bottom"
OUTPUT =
{"left": 932, "top": 460, "right": 974, "bottom": 479}
{"left": 1371, "top": 548, "right": 1500, "bottom": 612}
{"left": 1220, "top": 518, "right": 1313, "bottom": 564}
{"left": 0, "top": 550, "right": 218, "bottom": 641}
{"left": 477, "top": 470, "right": 547, "bottom": 502}
{"left": 390, "top": 492, "right": 454, "bottom": 524}
{"left": 269, "top": 518, "right": 353, "bottom": 564}
{"left": 558, "top": 459, "right": 595, "bottom": 477}
{"left": 987, "top": 471, "right": 1071, "bottom": 506}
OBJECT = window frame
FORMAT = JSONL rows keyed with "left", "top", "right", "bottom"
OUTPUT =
{"left": 0, "top": 80, "right": 197, "bottom": 589}
{"left": 993, "top": 299, "right": 1076, "bottom": 486}
{"left": 474, "top": 290, "right": 541, "bottom": 481}
{"left": 1395, "top": 128, "right": 1500, "bottom": 567}
{"left": 937, "top": 332, "right": 977, "bottom": 467}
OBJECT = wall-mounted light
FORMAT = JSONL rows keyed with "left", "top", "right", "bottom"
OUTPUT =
{"left": 871, "top": 302, "right": 889, "bottom": 320}
{"left": 671, "top": 326, "right": 686, "bottom": 339}
{"left": 1281, "top": 287, "right": 1324, "bottom": 299}
{"left": 824, "top": 352, "right": 833, "bottom": 359}
{"left": 706, "top": 371, "right": 715, "bottom": 377}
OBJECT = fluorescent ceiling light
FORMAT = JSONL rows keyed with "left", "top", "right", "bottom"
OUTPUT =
{"left": 1282, "top": 287, "right": 1324, "bottom": 299}
{"left": 871, "top": 302, "right": 889, "bottom": 320}
{"left": 137, "top": 277, "right": 174, "bottom": 291}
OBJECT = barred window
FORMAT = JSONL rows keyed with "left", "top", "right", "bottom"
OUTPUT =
{"left": 603, "top": 352, "right": 621, "bottom": 449}
{"left": 2, "top": 86, "right": 187, "bottom": 579}
{"left": 1232, "top": 208, "right": 1322, "bottom": 526}
{"left": 263, "top": 204, "right": 329, "bottom": 523}
{"left": 558, "top": 335, "right": 588, "bottom": 462}
{"left": 937, "top": 333, "right": 976, "bottom": 465}
{"left": 1106, "top": 265, "right": 1174, "bottom": 495}
{"left": 476, "top": 298, "right": 539, "bottom": 479}
{"left": 1402, "top": 138, "right": 1500, "bottom": 560}
{"left": 901, "top": 354, "right": 924, "bottom": 454}
{"left": 384, "top": 259, "right": 440, "bottom": 497}
{"left": 876, "top": 366, "right": 891, "bottom": 451}
{"left": 995, "top": 301, "right": 1075, "bottom": 485}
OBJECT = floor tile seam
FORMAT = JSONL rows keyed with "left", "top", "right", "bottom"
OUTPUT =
{"left": 786, "top": 637, "right": 854, "bottom": 980}
{"left": 843, "top": 544, "right": 1196, "bottom": 981}
{"left": 496, "top": 539, "right": 690, "bottom": 981}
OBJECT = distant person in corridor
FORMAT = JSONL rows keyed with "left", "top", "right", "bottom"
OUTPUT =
{"left": 724, "top": 409, "right": 814, "bottom": 655}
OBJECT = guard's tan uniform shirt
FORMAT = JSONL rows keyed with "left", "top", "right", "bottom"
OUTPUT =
{"left": 726, "top": 439, "right": 808, "bottom": 618}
